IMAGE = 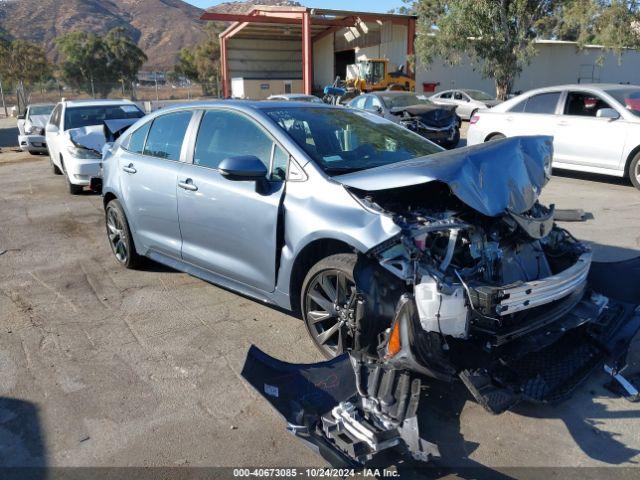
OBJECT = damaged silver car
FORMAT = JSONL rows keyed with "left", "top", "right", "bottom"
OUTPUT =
{"left": 100, "top": 102, "right": 640, "bottom": 466}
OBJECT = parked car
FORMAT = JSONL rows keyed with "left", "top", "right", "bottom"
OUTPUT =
{"left": 100, "top": 101, "right": 640, "bottom": 464}
{"left": 17, "top": 103, "right": 55, "bottom": 155}
{"left": 45, "top": 100, "right": 145, "bottom": 194}
{"left": 266, "top": 93, "right": 324, "bottom": 103}
{"left": 347, "top": 91, "right": 460, "bottom": 148}
{"left": 466, "top": 83, "right": 640, "bottom": 190}
{"left": 429, "top": 88, "right": 501, "bottom": 120}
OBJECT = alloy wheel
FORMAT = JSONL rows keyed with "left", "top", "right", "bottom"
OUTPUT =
{"left": 304, "top": 269, "right": 356, "bottom": 357}
{"left": 106, "top": 207, "right": 128, "bottom": 264}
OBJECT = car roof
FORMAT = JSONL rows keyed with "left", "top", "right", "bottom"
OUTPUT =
{"left": 63, "top": 99, "right": 138, "bottom": 108}
{"left": 370, "top": 91, "right": 417, "bottom": 97}
{"left": 28, "top": 103, "right": 56, "bottom": 108}
{"left": 148, "top": 99, "right": 334, "bottom": 111}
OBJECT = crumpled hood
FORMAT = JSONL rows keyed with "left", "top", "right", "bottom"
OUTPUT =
{"left": 67, "top": 125, "right": 106, "bottom": 153}
{"left": 336, "top": 136, "right": 553, "bottom": 217}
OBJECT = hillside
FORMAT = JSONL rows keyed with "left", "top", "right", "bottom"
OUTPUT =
{"left": 0, "top": 0, "right": 304, "bottom": 68}
{"left": 0, "top": 0, "right": 208, "bottom": 68}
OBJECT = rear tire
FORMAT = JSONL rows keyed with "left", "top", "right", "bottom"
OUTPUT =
{"left": 629, "top": 152, "right": 640, "bottom": 191}
{"left": 301, "top": 253, "right": 357, "bottom": 358}
{"left": 105, "top": 199, "right": 141, "bottom": 269}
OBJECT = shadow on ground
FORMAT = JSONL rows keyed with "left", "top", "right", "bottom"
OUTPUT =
{"left": 0, "top": 125, "right": 19, "bottom": 149}
{"left": 0, "top": 397, "right": 46, "bottom": 479}
{"left": 552, "top": 168, "right": 633, "bottom": 188}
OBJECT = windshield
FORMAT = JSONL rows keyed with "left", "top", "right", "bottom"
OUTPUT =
{"left": 605, "top": 88, "right": 640, "bottom": 117}
{"left": 264, "top": 107, "right": 442, "bottom": 175}
{"left": 380, "top": 94, "right": 430, "bottom": 109}
{"left": 64, "top": 104, "right": 144, "bottom": 130}
{"left": 29, "top": 105, "right": 54, "bottom": 116}
{"left": 466, "top": 90, "right": 494, "bottom": 101}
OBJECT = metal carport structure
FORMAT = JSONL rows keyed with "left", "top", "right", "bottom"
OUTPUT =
{"left": 200, "top": 6, "right": 417, "bottom": 98}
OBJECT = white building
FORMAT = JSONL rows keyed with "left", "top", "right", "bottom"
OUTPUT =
{"left": 201, "top": 6, "right": 640, "bottom": 99}
{"left": 417, "top": 40, "right": 640, "bottom": 95}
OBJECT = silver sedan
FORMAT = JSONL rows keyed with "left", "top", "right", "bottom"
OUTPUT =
{"left": 430, "top": 88, "right": 501, "bottom": 120}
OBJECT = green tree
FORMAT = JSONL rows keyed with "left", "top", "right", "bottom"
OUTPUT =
{"left": 104, "top": 28, "right": 147, "bottom": 97}
{"left": 56, "top": 28, "right": 147, "bottom": 98}
{"left": 174, "top": 24, "right": 221, "bottom": 96}
{"left": 0, "top": 39, "right": 50, "bottom": 112}
{"left": 413, "top": 1, "right": 640, "bottom": 100}
{"left": 414, "top": 1, "right": 562, "bottom": 100}
{"left": 56, "top": 31, "right": 112, "bottom": 97}
{"left": 543, "top": 1, "right": 640, "bottom": 54}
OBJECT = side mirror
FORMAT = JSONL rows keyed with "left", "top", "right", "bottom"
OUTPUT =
{"left": 45, "top": 124, "right": 59, "bottom": 134}
{"left": 375, "top": 106, "right": 383, "bottom": 114}
{"left": 17, "top": 114, "right": 26, "bottom": 120}
{"left": 596, "top": 108, "right": 620, "bottom": 120}
{"left": 219, "top": 155, "right": 268, "bottom": 181}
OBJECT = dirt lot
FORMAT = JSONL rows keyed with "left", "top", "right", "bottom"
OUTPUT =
{"left": 0, "top": 117, "right": 639, "bottom": 476}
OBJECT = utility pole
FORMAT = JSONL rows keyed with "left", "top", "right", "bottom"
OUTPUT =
{"left": 154, "top": 71, "right": 159, "bottom": 103}
{"left": 0, "top": 75, "right": 7, "bottom": 118}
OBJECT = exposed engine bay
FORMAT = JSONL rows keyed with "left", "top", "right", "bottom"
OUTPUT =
{"left": 242, "top": 137, "right": 640, "bottom": 468}
{"left": 390, "top": 104, "right": 459, "bottom": 148}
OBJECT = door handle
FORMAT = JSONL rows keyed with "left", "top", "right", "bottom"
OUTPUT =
{"left": 178, "top": 178, "right": 198, "bottom": 192}
{"left": 557, "top": 120, "right": 569, "bottom": 126}
{"left": 122, "top": 163, "right": 137, "bottom": 174}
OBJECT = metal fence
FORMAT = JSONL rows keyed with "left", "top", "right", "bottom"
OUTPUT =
{"left": 0, "top": 80, "right": 220, "bottom": 117}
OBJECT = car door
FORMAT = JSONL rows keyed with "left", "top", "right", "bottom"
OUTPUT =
{"left": 553, "top": 90, "right": 628, "bottom": 170}
{"left": 117, "top": 110, "right": 193, "bottom": 259}
{"left": 46, "top": 104, "right": 63, "bottom": 163}
{"left": 176, "top": 108, "right": 287, "bottom": 293}
{"left": 454, "top": 91, "right": 475, "bottom": 119}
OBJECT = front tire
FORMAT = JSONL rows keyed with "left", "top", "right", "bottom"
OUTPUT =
{"left": 105, "top": 199, "right": 141, "bottom": 269}
{"left": 487, "top": 133, "right": 506, "bottom": 142}
{"left": 629, "top": 152, "right": 640, "bottom": 191}
{"left": 50, "top": 156, "right": 62, "bottom": 175}
{"left": 301, "top": 254, "right": 357, "bottom": 358}
{"left": 442, "top": 128, "right": 461, "bottom": 149}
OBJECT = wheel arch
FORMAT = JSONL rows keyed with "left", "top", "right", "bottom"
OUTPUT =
{"left": 288, "top": 238, "right": 359, "bottom": 313}
{"left": 484, "top": 132, "right": 505, "bottom": 142}
{"left": 623, "top": 144, "right": 640, "bottom": 177}
{"left": 103, "top": 191, "right": 118, "bottom": 209}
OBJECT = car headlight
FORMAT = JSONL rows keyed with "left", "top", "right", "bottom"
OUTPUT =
{"left": 67, "top": 145, "right": 102, "bottom": 159}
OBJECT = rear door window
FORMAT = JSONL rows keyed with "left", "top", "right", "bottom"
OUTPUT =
{"left": 143, "top": 111, "right": 193, "bottom": 161}
{"left": 522, "top": 92, "right": 561, "bottom": 114}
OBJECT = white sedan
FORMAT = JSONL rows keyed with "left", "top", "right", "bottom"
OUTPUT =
{"left": 429, "top": 89, "right": 501, "bottom": 120}
{"left": 17, "top": 103, "right": 55, "bottom": 154}
{"left": 45, "top": 99, "right": 145, "bottom": 194}
{"left": 467, "top": 83, "right": 640, "bottom": 190}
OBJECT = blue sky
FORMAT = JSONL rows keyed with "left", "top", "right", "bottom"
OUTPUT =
{"left": 184, "top": 0, "right": 406, "bottom": 13}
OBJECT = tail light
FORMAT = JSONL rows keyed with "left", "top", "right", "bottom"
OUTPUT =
{"left": 470, "top": 115, "right": 480, "bottom": 125}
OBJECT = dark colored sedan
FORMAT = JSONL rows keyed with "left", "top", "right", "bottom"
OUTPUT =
{"left": 348, "top": 91, "right": 461, "bottom": 148}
